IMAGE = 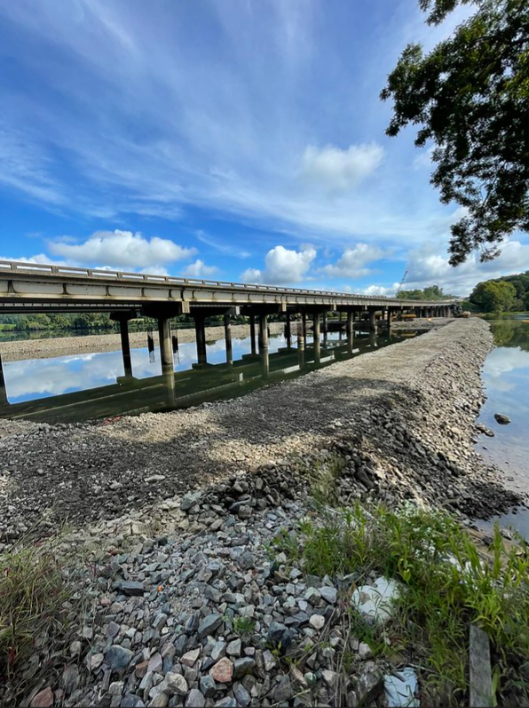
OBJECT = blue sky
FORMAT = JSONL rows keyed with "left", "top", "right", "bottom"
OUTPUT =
{"left": 1, "top": 0, "right": 528, "bottom": 296}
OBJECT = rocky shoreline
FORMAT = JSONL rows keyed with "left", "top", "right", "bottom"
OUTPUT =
{"left": 0, "top": 318, "right": 525, "bottom": 707}
{"left": 0, "top": 323, "right": 285, "bottom": 363}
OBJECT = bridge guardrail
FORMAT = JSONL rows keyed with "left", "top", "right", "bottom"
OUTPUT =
{"left": 0, "top": 260, "right": 457, "bottom": 306}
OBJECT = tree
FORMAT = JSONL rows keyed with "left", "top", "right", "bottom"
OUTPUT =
{"left": 470, "top": 279, "right": 517, "bottom": 311}
{"left": 381, "top": 0, "right": 529, "bottom": 265}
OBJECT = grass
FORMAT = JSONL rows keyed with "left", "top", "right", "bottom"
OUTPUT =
{"left": 272, "top": 502, "right": 529, "bottom": 706}
{"left": 0, "top": 544, "right": 70, "bottom": 684}
{"left": 232, "top": 616, "right": 256, "bottom": 636}
{"left": 0, "top": 526, "right": 97, "bottom": 706}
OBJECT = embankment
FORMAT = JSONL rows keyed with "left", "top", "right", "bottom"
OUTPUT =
{"left": 0, "top": 317, "right": 521, "bottom": 548}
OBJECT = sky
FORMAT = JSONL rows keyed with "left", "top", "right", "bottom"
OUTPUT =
{"left": 1, "top": 0, "right": 528, "bottom": 297}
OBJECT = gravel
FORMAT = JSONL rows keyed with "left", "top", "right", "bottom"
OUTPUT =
{"left": 1, "top": 317, "right": 526, "bottom": 707}
{"left": 0, "top": 318, "right": 522, "bottom": 549}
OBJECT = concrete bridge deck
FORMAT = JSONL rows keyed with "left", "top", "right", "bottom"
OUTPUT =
{"left": 0, "top": 259, "right": 455, "bottom": 380}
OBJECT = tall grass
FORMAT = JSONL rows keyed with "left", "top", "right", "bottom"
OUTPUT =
{"left": 0, "top": 543, "right": 72, "bottom": 694}
{"left": 273, "top": 502, "right": 529, "bottom": 706}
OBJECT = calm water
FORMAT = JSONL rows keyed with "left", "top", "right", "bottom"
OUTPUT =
{"left": 476, "top": 315, "right": 529, "bottom": 538}
{"left": 0, "top": 327, "right": 420, "bottom": 423}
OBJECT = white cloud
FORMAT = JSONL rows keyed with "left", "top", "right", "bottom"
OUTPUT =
{"left": 181, "top": 259, "right": 218, "bottom": 279}
{"left": 322, "top": 243, "right": 384, "bottom": 278}
{"left": 48, "top": 229, "right": 196, "bottom": 271}
{"left": 361, "top": 283, "right": 400, "bottom": 297}
{"left": 301, "top": 143, "right": 384, "bottom": 194}
{"left": 402, "top": 239, "right": 529, "bottom": 296}
{"left": 241, "top": 245, "right": 317, "bottom": 285}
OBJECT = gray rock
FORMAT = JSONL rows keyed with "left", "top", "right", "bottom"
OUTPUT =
{"left": 181, "top": 491, "right": 203, "bottom": 511}
{"left": 185, "top": 688, "right": 206, "bottom": 707}
{"left": 233, "top": 657, "right": 256, "bottom": 679}
{"left": 164, "top": 672, "right": 189, "bottom": 696}
{"left": 198, "top": 613, "right": 223, "bottom": 639}
{"left": 267, "top": 621, "right": 293, "bottom": 650}
{"left": 214, "top": 698, "right": 237, "bottom": 708}
{"left": 105, "top": 645, "right": 133, "bottom": 671}
{"left": 494, "top": 413, "right": 511, "bottom": 425}
{"left": 234, "top": 683, "right": 251, "bottom": 707}
{"left": 320, "top": 586, "right": 337, "bottom": 604}
{"left": 273, "top": 675, "right": 292, "bottom": 702}
{"left": 199, "top": 674, "right": 217, "bottom": 698}
{"left": 226, "top": 638, "right": 242, "bottom": 657}
{"left": 119, "top": 581, "right": 144, "bottom": 596}
{"left": 121, "top": 695, "right": 146, "bottom": 708}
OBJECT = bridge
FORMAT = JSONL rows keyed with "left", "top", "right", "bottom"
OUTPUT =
{"left": 0, "top": 259, "right": 455, "bottom": 375}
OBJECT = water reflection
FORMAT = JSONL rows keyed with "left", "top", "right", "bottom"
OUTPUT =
{"left": 475, "top": 315, "right": 529, "bottom": 538}
{"left": 0, "top": 328, "right": 421, "bottom": 424}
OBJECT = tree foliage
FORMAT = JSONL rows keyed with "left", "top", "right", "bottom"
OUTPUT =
{"left": 396, "top": 284, "right": 455, "bottom": 299}
{"left": 469, "top": 278, "right": 517, "bottom": 311}
{"left": 381, "top": 0, "right": 529, "bottom": 265}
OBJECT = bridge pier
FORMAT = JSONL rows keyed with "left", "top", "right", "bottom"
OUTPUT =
{"left": 224, "top": 313, "right": 233, "bottom": 365}
{"left": 302, "top": 312, "right": 307, "bottom": 342}
{"left": 369, "top": 309, "right": 377, "bottom": 333}
{"left": 259, "top": 312, "right": 269, "bottom": 352}
{"left": 261, "top": 348, "right": 270, "bottom": 378}
{"left": 111, "top": 312, "right": 135, "bottom": 378}
{"left": 249, "top": 314, "right": 257, "bottom": 355}
{"left": 285, "top": 312, "right": 292, "bottom": 347}
{"left": 158, "top": 316, "right": 174, "bottom": 372}
{"left": 193, "top": 313, "right": 207, "bottom": 366}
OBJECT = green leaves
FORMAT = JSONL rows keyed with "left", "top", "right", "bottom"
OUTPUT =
{"left": 382, "top": 0, "right": 529, "bottom": 264}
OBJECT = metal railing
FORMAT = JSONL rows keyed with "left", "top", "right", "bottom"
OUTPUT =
{"left": 0, "top": 259, "right": 456, "bottom": 304}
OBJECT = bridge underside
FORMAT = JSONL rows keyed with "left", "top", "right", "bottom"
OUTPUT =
{"left": 0, "top": 260, "right": 455, "bottom": 381}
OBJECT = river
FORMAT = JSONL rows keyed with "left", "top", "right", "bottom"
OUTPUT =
{"left": 476, "top": 314, "right": 529, "bottom": 538}
{"left": 0, "top": 326, "right": 421, "bottom": 424}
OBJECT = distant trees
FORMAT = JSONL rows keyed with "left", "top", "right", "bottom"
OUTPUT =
{"left": 470, "top": 280, "right": 517, "bottom": 313}
{"left": 469, "top": 270, "right": 529, "bottom": 313}
{"left": 396, "top": 285, "right": 455, "bottom": 300}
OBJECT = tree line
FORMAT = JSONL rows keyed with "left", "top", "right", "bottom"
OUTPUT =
{"left": 468, "top": 271, "right": 529, "bottom": 313}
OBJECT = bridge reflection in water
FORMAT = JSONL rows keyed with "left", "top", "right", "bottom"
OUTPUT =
{"left": 0, "top": 328, "right": 423, "bottom": 424}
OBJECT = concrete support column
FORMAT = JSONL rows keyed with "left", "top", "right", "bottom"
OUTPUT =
{"left": 297, "top": 327, "right": 305, "bottom": 368}
{"left": 258, "top": 312, "right": 269, "bottom": 352}
{"left": 338, "top": 310, "right": 343, "bottom": 340}
{"left": 285, "top": 312, "right": 291, "bottom": 345}
{"left": 302, "top": 312, "right": 307, "bottom": 342}
{"left": 194, "top": 313, "right": 208, "bottom": 366}
{"left": 116, "top": 315, "right": 133, "bottom": 377}
{"left": 249, "top": 314, "right": 257, "bottom": 355}
{"left": 260, "top": 349, "right": 270, "bottom": 379}
{"left": 322, "top": 311, "right": 328, "bottom": 333}
{"left": 313, "top": 311, "right": 321, "bottom": 342}
{"left": 386, "top": 309, "right": 392, "bottom": 328}
{"left": 224, "top": 312, "right": 233, "bottom": 365}
{"left": 369, "top": 310, "right": 377, "bottom": 332}
{"left": 346, "top": 311, "right": 353, "bottom": 334}
{"left": 172, "top": 328, "right": 179, "bottom": 353}
{"left": 158, "top": 316, "right": 174, "bottom": 373}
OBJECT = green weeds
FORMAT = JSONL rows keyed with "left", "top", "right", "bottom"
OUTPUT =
{"left": 280, "top": 502, "right": 529, "bottom": 706}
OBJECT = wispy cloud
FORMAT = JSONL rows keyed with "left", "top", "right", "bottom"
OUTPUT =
{"left": 196, "top": 231, "right": 250, "bottom": 258}
{"left": 0, "top": 0, "right": 476, "bottom": 250}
